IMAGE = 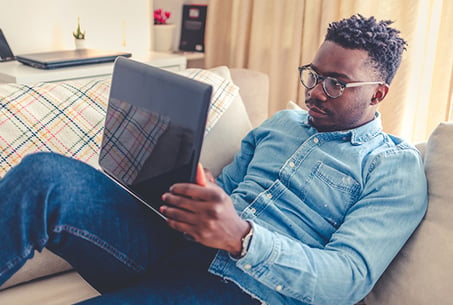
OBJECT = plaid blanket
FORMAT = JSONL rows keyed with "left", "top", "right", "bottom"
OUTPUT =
{"left": 0, "top": 68, "right": 238, "bottom": 177}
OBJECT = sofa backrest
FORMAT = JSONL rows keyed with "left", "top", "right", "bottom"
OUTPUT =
{"left": 230, "top": 68, "right": 269, "bottom": 128}
{"left": 366, "top": 122, "right": 453, "bottom": 305}
{"left": 200, "top": 67, "right": 270, "bottom": 176}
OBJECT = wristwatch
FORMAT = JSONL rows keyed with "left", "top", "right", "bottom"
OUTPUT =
{"left": 239, "top": 224, "right": 254, "bottom": 258}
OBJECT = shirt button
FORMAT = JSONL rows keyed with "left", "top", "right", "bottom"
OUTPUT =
{"left": 266, "top": 193, "right": 273, "bottom": 199}
{"left": 303, "top": 296, "right": 313, "bottom": 303}
{"left": 342, "top": 176, "right": 352, "bottom": 184}
{"left": 313, "top": 137, "right": 319, "bottom": 144}
{"left": 244, "top": 264, "right": 252, "bottom": 270}
{"left": 250, "top": 207, "right": 257, "bottom": 214}
{"left": 276, "top": 285, "right": 283, "bottom": 291}
{"left": 289, "top": 161, "right": 295, "bottom": 168}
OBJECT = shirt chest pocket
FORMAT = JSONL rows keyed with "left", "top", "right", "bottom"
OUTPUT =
{"left": 297, "top": 161, "right": 361, "bottom": 226}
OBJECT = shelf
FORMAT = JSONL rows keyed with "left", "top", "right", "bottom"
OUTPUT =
{"left": 0, "top": 52, "right": 187, "bottom": 84}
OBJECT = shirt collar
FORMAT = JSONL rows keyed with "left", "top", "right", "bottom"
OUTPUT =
{"left": 302, "top": 112, "right": 383, "bottom": 145}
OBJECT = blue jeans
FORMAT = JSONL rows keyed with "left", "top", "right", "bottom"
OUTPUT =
{"left": 0, "top": 152, "right": 258, "bottom": 304}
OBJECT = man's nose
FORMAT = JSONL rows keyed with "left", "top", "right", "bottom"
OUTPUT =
{"left": 307, "top": 81, "right": 328, "bottom": 102}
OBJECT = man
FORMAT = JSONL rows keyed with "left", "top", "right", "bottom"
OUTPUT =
{"left": 0, "top": 15, "right": 427, "bottom": 305}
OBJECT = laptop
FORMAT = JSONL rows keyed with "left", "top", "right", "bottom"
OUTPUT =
{"left": 99, "top": 57, "right": 212, "bottom": 219}
{"left": 0, "top": 29, "right": 15, "bottom": 62}
{"left": 15, "top": 49, "right": 132, "bottom": 69}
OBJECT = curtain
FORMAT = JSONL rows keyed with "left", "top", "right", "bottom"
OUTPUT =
{"left": 204, "top": 0, "right": 453, "bottom": 143}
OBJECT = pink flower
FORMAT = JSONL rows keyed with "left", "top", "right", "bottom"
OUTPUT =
{"left": 154, "top": 9, "right": 171, "bottom": 25}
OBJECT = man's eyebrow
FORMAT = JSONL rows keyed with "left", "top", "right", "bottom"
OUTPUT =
{"left": 310, "top": 64, "right": 351, "bottom": 80}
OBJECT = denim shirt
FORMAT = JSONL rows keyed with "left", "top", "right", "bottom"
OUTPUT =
{"left": 209, "top": 109, "right": 428, "bottom": 305}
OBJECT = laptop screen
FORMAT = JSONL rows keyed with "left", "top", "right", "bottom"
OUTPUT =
{"left": 99, "top": 57, "right": 212, "bottom": 210}
{"left": 0, "top": 29, "right": 15, "bottom": 62}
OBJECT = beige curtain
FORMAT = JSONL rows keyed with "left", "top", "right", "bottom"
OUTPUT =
{"left": 205, "top": 0, "right": 453, "bottom": 143}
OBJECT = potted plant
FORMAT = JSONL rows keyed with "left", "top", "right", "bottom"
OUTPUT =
{"left": 152, "top": 9, "right": 175, "bottom": 52}
{"left": 154, "top": 8, "right": 171, "bottom": 25}
{"left": 73, "top": 17, "right": 86, "bottom": 49}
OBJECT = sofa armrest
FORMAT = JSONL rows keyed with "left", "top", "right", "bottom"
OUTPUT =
{"left": 366, "top": 122, "right": 453, "bottom": 305}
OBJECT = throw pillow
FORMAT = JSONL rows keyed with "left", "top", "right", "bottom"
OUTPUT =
{"left": 287, "top": 100, "right": 302, "bottom": 110}
{"left": 366, "top": 122, "right": 453, "bottom": 305}
{"left": 198, "top": 66, "right": 253, "bottom": 176}
{"left": 177, "top": 67, "right": 239, "bottom": 134}
{"left": 0, "top": 78, "right": 111, "bottom": 175}
{"left": 0, "top": 68, "right": 240, "bottom": 177}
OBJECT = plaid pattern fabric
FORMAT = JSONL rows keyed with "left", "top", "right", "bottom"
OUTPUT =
{"left": 178, "top": 68, "right": 239, "bottom": 134}
{"left": 0, "top": 68, "right": 238, "bottom": 178}
{"left": 0, "top": 78, "right": 111, "bottom": 177}
{"left": 99, "top": 98, "right": 170, "bottom": 184}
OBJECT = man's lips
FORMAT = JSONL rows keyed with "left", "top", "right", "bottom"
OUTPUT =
{"left": 306, "top": 104, "right": 328, "bottom": 118}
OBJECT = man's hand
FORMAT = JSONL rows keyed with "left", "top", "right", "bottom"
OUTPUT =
{"left": 160, "top": 175, "right": 250, "bottom": 256}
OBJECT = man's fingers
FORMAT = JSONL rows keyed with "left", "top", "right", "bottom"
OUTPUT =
{"left": 161, "top": 191, "right": 197, "bottom": 212}
{"left": 169, "top": 182, "right": 220, "bottom": 202}
{"left": 160, "top": 204, "right": 197, "bottom": 224}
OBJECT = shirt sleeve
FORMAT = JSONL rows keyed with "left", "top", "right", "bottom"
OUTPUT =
{"left": 233, "top": 147, "right": 428, "bottom": 305}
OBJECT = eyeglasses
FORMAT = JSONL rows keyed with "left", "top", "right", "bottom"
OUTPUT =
{"left": 298, "top": 65, "right": 384, "bottom": 99}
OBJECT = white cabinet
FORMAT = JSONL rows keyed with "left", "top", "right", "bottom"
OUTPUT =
{"left": 0, "top": 52, "right": 187, "bottom": 84}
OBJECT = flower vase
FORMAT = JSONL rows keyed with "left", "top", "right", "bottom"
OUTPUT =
{"left": 74, "top": 39, "right": 87, "bottom": 50}
{"left": 153, "top": 24, "right": 175, "bottom": 52}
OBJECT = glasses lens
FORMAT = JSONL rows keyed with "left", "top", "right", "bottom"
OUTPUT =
{"left": 300, "top": 68, "right": 317, "bottom": 89}
{"left": 323, "top": 77, "right": 344, "bottom": 98}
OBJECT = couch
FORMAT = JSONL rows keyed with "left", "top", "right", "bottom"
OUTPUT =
{"left": 0, "top": 64, "right": 452, "bottom": 305}
{"left": 0, "top": 66, "right": 269, "bottom": 304}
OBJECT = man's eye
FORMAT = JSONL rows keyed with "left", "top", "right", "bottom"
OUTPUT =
{"left": 327, "top": 78, "right": 342, "bottom": 88}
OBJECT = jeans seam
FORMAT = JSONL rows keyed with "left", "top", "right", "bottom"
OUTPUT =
{"left": 0, "top": 244, "right": 34, "bottom": 278}
{"left": 52, "top": 224, "right": 145, "bottom": 273}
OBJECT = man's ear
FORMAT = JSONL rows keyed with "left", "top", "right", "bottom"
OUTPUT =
{"left": 371, "top": 84, "right": 389, "bottom": 105}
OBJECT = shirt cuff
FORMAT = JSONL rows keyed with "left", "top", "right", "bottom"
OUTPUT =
{"left": 233, "top": 221, "right": 276, "bottom": 271}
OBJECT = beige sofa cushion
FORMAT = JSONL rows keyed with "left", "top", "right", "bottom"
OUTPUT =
{"left": 200, "top": 67, "right": 252, "bottom": 176}
{"left": 366, "top": 122, "right": 453, "bottom": 305}
{"left": 229, "top": 68, "right": 269, "bottom": 128}
{"left": 0, "top": 271, "right": 99, "bottom": 305}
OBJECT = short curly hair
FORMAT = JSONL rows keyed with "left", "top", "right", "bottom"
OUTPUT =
{"left": 325, "top": 14, "right": 407, "bottom": 84}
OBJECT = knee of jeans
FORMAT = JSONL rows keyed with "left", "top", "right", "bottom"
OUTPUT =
{"left": 21, "top": 152, "right": 66, "bottom": 169}
{"left": 19, "top": 152, "right": 79, "bottom": 182}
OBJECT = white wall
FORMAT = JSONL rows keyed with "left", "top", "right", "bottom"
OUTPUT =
{"left": 0, "top": 0, "right": 153, "bottom": 56}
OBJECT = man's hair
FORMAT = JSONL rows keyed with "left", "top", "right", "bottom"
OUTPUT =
{"left": 325, "top": 14, "right": 407, "bottom": 84}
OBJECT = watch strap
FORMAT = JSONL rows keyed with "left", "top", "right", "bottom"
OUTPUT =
{"left": 239, "top": 223, "right": 254, "bottom": 258}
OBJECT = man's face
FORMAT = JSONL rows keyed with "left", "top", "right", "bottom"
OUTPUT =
{"left": 304, "top": 41, "right": 384, "bottom": 132}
